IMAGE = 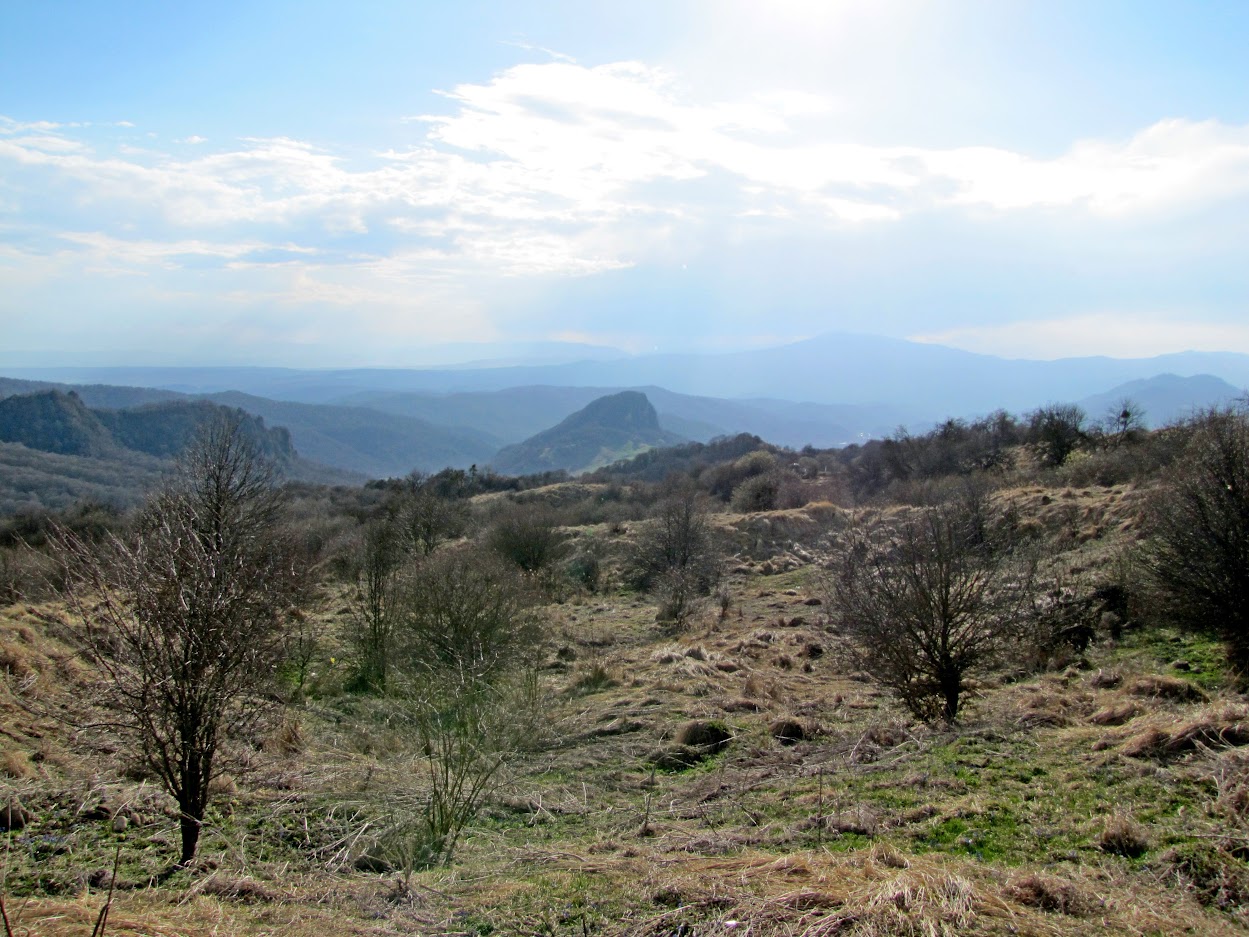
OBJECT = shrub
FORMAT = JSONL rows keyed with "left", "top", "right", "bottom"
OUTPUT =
{"left": 1139, "top": 407, "right": 1249, "bottom": 675}
{"left": 827, "top": 498, "right": 1035, "bottom": 723}
{"left": 396, "top": 548, "right": 542, "bottom": 682}
{"left": 626, "top": 489, "right": 722, "bottom": 593}
{"left": 486, "top": 503, "right": 568, "bottom": 573}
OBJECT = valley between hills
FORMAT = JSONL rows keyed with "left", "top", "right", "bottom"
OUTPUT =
{"left": 1, "top": 343, "right": 1249, "bottom": 936}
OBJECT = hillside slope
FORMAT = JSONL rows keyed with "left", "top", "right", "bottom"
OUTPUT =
{"left": 492, "top": 391, "right": 686, "bottom": 475}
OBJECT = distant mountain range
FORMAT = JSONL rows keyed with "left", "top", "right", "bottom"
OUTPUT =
{"left": 0, "top": 379, "right": 494, "bottom": 479}
{"left": 493, "top": 391, "right": 686, "bottom": 476}
{"left": 1, "top": 332, "right": 1246, "bottom": 491}
{"left": 0, "top": 390, "right": 355, "bottom": 513}
{"left": 6, "top": 332, "right": 1248, "bottom": 417}
{"left": 1075, "top": 374, "right": 1246, "bottom": 428}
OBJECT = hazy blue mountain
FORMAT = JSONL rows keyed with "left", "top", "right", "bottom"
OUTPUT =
{"left": 339, "top": 384, "right": 909, "bottom": 448}
{"left": 8, "top": 333, "right": 1247, "bottom": 422}
{"left": 0, "top": 391, "right": 120, "bottom": 458}
{"left": 0, "top": 391, "right": 295, "bottom": 463}
{"left": 201, "top": 392, "right": 500, "bottom": 479}
{"left": 0, "top": 392, "right": 361, "bottom": 513}
{"left": 492, "top": 391, "right": 686, "bottom": 476}
{"left": 1076, "top": 373, "right": 1247, "bottom": 429}
{"left": 0, "top": 378, "right": 498, "bottom": 479}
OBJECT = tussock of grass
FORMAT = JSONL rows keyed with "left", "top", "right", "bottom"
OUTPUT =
{"left": 1098, "top": 813, "right": 1151, "bottom": 857}
{"left": 1118, "top": 703, "right": 1249, "bottom": 759}
{"left": 1127, "top": 674, "right": 1209, "bottom": 703}
{"left": 1005, "top": 872, "right": 1095, "bottom": 916}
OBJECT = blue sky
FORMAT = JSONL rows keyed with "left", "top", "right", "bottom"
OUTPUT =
{"left": 3, "top": 0, "right": 1248, "bottom": 366}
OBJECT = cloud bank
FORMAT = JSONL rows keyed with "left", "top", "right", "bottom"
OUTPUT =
{"left": 3, "top": 60, "right": 1249, "bottom": 360}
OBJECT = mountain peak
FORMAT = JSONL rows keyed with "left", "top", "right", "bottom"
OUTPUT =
{"left": 492, "top": 391, "right": 682, "bottom": 476}
{"left": 558, "top": 391, "right": 660, "bottom": 433}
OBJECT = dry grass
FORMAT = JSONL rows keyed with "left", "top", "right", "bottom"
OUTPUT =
{"left": 1126, "top": 674, "right": 1209, "bottom": 704}
{"left": 1118, "top": 703, "right": 1249, "bottom": 759}
{"left": 5, "top": 478, "right": 1249, "bottom": 937}
{"left": 1098, "top": 813, "right": 1151, "bottom": 858}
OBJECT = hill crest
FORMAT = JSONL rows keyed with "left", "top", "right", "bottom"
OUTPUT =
{"left": 492, "top": 391, "right": 685, "bottom": 475}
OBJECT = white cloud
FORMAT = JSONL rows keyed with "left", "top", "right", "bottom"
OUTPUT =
{"left": 3, "top": 62, "right": 1249, "bottom": 348}
{"left": 913, "top": 313, "right": 1249, "bottom": 359}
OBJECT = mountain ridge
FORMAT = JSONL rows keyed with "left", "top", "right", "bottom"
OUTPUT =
{"left": 492, "top": 391, "right": 687, "bottom": 476}
{"left": 6, "top": 333, "right": 1247, "bottom": 420}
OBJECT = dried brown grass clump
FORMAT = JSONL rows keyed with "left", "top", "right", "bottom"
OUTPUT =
{"left": 1121, "top": 704, "right": 1249, "bottom": 759}
{"left": 1127, "top": 674, "right": 1209, "bottom": 704}
{"left": 673, "top": 720, "right": 733, "bottom": 750}
{"left": 1089, "top": 700, "right": 1142, "bottom": 726}
{"left": 1098, "top": 814, "right": 1151, "bottom": 858}
{"left": 13, "top": 896, "right": 235, "bottom": 937}
{"left": 1088, "top": 668, "right": 1122, "bottom": 689}
{"left": 193, "top": 874, "right": 285, "bottom": 904}
{"left": 1015, "top": 690, "right": 1087, "bottom": 727}
{"left": 1005, "top": 872, "right": 1094, "bottom": 915}
{"left": 768, "top": 717, "right": 806, "bottom": 745}
{"left": 650, "top": 644, "right": 732, "bottom": 680}
{"left": 0, "top": 748, "right": 35, "bottom": 778}
{"left": 720, "top": 697, "right": 762, "bottom": 713}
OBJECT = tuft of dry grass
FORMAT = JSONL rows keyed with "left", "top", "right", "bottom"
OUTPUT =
{"left": 1119, "top": 703, "right": 1249, "bottom": 759}
{"left": 1089, "top": 700, "right": 1142, "bottom": 726}
{"left": 1127, "top": 674, "right": 1209, "bottom": 703}
{"left": 1098, "top": 813, "right": 1151, "bottom": 858}
{"left": 0, "top": 748, "right": 35, "bottom": 779}
{"left": 1005, "top": 872, "right": 1095, "bottom": 916}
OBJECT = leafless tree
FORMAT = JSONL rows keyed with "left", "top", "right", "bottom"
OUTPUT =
{"left": 55, "top": 414, "right": 305, "bottom": 864}
{"left": 628, "top": 488, "right": 722, "bottom": 592}
{"left": 1029, "top": 403, "right": 1087, "bottom": 466}
{"left": 827, "top": 499, "right": 1032, "bottom": 724}
{"left": 398, "top": 474, "right": 468, "bottom": 556}
{"left": 348, "top": 518, "right": 404, "bottom": 692}
{"left": 1140, "top": 406, "right": 1249, "bottom": 675}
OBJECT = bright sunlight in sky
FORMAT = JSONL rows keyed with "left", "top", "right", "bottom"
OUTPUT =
{"left": 2, "top": 0, "right": 1248, "bottom": 365}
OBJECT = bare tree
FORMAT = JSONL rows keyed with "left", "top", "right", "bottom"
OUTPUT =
{"left": 827, "top": 500, "right": 1031, "bottom": 724}
{"left": 1098, "top": 397, "right": 1147, "bottom": 448}
{"left": 1140, "top": 407, "right": 1249, "bottom": 675}
{"left": 348, "top": 518, "right": 404, "bottom": 692}
{"left": 397, "top": 475, "right": 468, "bottom": 556}
{"left": 55, "top": 415, "right": 304, "bottom": 864}
{"left": 628, "top": 488, "right": 721, "bottom": 592}
{"left": 1029, "top": 404, "right": 1087, "bottom": 467}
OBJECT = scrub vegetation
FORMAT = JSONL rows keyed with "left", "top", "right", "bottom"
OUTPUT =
{"left": 3, "top": 400, "right": 1249, "bottom": 936}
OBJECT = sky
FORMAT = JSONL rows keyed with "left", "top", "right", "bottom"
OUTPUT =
{"left": 2, "top": 0, "right": 1249, "bottom": 367}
